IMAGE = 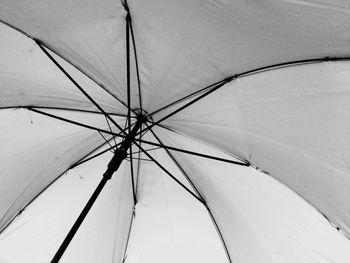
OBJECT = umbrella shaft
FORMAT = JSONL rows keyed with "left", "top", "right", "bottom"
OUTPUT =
{"left": 51, "top": 118, "right": 143, "bottom": 263}
{"left": 51, "top": 176, "right": 108, "bottom": 262}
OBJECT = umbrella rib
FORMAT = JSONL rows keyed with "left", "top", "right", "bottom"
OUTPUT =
{"left": 129, "top": 11, "right": 143, "bottom": 111}
{"left": 126, "top": 12, "right": 132, "bottom": 135}
{"left": 146, "top": 56, "right": 350, "bottom": 118}
{"left": 126, "top": 157, "right": 153, "bottom": 162}
{"left": 0, "top": 106, "right": 132, "bottom": 117}
{"left": 147, "top": 77, "right": 230, "bottom": 118}
{"left": 124, "top": 1, "right": 143, "bottom": 113}
{"left": 150, "top": 121, "right": 249, "bottom": 164}
{"left": 132, "top": 141, "right": 204, "bottom": 205}
{"left": 136, "top": 137, "right": 249, "bottom": 166}
{"left": 36, "top": 41, "right": 127, "bottom": 136}
{"left": 146, "top": 127, "right": 203, "bottom": 198}
{"left": 206, "top": 207, "right": 232, "bottom": 263}
{"left": 138, "top": 78, "right": 233, "bottom": 136}
{"left": 135, "top": 131, "right": 142, "bottom": 197}
{"left": 28, "top": 107, "right": 121, "bottom": 136}
{"left": 129, "top": 144, "right": 137, "bottom": 204}
{"left": 122, "top": 212, "right": 135, "bottom": 263}
{"left": 128, "top": 146, "right": 162, "bottom": 156}
{"left": 147, "top": 127, "right": 232, "bottom": 263}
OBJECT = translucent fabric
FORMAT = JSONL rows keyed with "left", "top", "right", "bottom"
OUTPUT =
{"left": 0, "top": 1, "right": 350, "bottom": 262}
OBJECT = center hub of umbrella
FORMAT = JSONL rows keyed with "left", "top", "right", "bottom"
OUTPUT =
{"left": 134, "top": 108, "right": 148, "bottom": 118}
{"left": 133, "top": 107, "right": 151, "bottom": 125}
{"left": 103, "top": 113, "right": 145, "bottom": 180}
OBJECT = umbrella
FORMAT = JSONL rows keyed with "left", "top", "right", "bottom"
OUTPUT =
{"left": 0, "top": 0, "right": 350, "bottom": 262}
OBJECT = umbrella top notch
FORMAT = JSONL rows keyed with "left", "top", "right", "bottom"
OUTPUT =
{"left": 133, "top": 108, "right": 152, "bottom": 125}
{"left": 133, "top": 108, "right": 148, "bottom": 118}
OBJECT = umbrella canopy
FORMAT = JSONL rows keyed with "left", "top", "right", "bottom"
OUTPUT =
{"left": 0, "top": 0, "right": 350, "bottom": 262}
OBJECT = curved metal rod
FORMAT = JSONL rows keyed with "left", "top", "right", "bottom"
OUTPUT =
{"left": 0, "top": 106, "right": 133, "bottom": 117}
{"left": 147, "top": 56, "right": 350, "bottom": 118}
{"left": 147, "top": 127, "right": 232, "bottom": 263}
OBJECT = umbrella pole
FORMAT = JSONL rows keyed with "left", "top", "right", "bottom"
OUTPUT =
{"left": 51, "top": 117, "right": 144, "bottom": 263}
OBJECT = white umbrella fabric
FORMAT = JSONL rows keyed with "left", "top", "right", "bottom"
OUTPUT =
{"left": 0, "top": 1, "right": 350, "bottom": 262}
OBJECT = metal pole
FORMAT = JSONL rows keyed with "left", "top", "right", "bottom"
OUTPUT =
{"left": 51, "top": 117, "right": 144, "bottom": 263}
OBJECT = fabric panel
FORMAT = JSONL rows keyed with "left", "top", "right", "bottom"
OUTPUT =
{"left": 0, "top": 154, "right": 133, "bottom": 263}
{"left": 155, "top": 127, "right": 350, "bottom": 262}
{"left": 161, "top": 61, "right": 350, "bottom": 237}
